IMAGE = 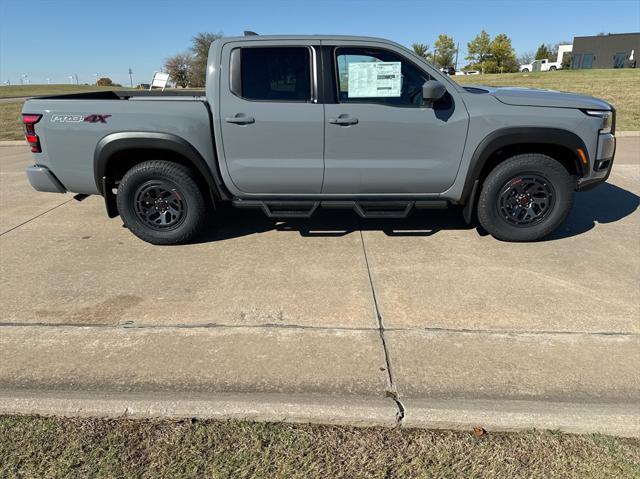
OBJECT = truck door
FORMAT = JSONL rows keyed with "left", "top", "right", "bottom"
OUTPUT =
{"left": 322, "top": 44, "right": 468, "bottom": 194}
{"left": 218, "top": 41, "right": 323, "bottom": 194}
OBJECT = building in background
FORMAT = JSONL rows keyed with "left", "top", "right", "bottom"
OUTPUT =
{"left": 571, "top": 32, "right": 639, "bottom": 69}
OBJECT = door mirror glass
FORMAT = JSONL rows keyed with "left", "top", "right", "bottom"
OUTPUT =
{"left": 422, "top": 80, "right": 446, "bottom": 106}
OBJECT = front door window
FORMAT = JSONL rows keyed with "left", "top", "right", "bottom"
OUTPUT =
{"left": 335, "top": 48, "right": 430, "bottom": 107}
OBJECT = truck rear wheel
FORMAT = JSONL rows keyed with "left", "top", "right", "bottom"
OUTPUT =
{"left": 116, "top": 160, "right": 208, "bottom": 245}
{"left": 477, "top": 154, "right": 574, "bottom": 242}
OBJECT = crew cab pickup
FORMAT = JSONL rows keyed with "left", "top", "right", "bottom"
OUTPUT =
{"left": 22, "top": 34, "right": 616, "bottom": 244}
{"left": 519, "top": 58, "right": 562, "bottom": 72}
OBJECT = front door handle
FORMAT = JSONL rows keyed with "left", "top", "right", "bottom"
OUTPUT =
{"left": 225, "top": 114, "right": 255, "bottom": 125}
{"left": 329, "top": 115, "right": 359, "bottom": 126}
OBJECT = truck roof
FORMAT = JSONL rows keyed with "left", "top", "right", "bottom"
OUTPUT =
{"left": 218, "top": 34, "right": 403, "bottom": 45}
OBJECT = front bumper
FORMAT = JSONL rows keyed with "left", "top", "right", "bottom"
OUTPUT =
{"left": 26, "top": 165, "right": 67, "bottom": 193}
{"left": 577, "top": 133, "right": 615, "bottom": 191}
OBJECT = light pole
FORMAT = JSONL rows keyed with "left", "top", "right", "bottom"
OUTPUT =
{"left": 128, "top": 67, "right": 133, "bottom": 88}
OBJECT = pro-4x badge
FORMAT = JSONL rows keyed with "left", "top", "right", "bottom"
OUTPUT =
{"left": 83, "top": 114, "right": 112, "bottom": 123}
{"left": 50, "top": 114, "right": 112, "bottom": 123}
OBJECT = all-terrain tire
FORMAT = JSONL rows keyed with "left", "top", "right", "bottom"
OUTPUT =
{"left": 116, "top": 160, "right": 208, "bottom": 245}
{"left": 477, "top": 154, "right": 575, "bottom": 242}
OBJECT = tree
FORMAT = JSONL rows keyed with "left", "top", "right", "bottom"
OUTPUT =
{"left": 517, "top": 51, "right": 534, "bottom": 66}
{"left": 190, "top": 32, "right": 223, "bottom": 87}
{"left": 164, "top": 52, "right": 193, "bottom": 88}
{"left": 466, "top": 30, "right": 491, "bottom": 73}
{"left": 96, "top": 77, "right": 114, "bottom": 86}
{"left": 535, "top": 43, "right": 551, "bottom": 60}
{"left": 489, "top": 34, "right": 518, "bottom": 73}
{"left": 411, "top": 42, "right": 431, "bottom": 61}
{"left": 433, "top": 34, "right": 457, "bottom": 68}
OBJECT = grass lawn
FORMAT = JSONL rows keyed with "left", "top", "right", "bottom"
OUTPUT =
{"left": 454, "top": 69, "right": 640, "bottom": 131}
{"left": 0, "top": 101, "right": 24, "bottom": 141}
{"left": 1, "top": 415, "right": 639, "bottom": 478}
{"left": 0, "top": 84, "right": 132, "bottom": 98}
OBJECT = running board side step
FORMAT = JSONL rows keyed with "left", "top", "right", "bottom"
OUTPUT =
{"left": 232, "top": 199, "right": 448, "bottom": 219}
{"left": 324, "top": 201, "right": 413, "bottom": 219}
{"left": 233, "top": 200, "right": 319, "bottom": 218}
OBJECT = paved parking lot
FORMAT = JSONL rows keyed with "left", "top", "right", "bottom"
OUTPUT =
{"left": 1, "top": 139, "right": 638, "bottom": 435}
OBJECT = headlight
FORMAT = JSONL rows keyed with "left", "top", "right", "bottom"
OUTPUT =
{"left": 584, "top": 110, "right": 613, "bottom": 134}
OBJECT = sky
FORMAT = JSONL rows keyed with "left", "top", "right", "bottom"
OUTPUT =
{"left": 1, "top": 0, "right": 639, "bottom": 85}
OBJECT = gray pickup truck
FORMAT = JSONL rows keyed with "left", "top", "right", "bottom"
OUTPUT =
{"left": 22, "top": 34, "right": 616, "bottom": 245}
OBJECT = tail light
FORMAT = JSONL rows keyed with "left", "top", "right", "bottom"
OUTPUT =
{"left": 22, "top": 114, "right": 42, "bottom": 153}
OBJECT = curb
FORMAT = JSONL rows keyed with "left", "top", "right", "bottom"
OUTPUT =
{"left": 401, "top": 398, "right": 640, "bottom": 438}
{"left": 1, "top": 390, "right": 637, "bottom": 437}
{"left": 0, "top": 391, "right": 399, "bottom": 428}
{"left": 615, "top": 131, "right": 640, "bottom": 137}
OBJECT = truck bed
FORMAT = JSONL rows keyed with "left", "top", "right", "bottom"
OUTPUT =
{"left": 23, "top": 90, "right": 214, "bottom": 195}
{"left": 33, "top": 90, "right": 206, "bottom": 101}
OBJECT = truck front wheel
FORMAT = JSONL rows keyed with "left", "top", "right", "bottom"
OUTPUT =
{"left": 116, "top": 160, "right": 208, "bottom": 245}
{"left": 476, "top": 154, "right": 574, "bottom": 242}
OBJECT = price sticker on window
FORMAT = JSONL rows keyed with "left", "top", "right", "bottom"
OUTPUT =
{"left": 347, "top": 62, "right": 401, "bottom": 97}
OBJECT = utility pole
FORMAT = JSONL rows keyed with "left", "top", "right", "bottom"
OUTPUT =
{"left": 75, "top": 74, "right": 79, "bottom": 85}
{"left": 128, "top": 67, "right": 133, "bottom": 88}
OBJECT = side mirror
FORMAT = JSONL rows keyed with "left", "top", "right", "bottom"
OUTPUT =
{"left": 422, "top": 80, "right": 446, "bottom": 106}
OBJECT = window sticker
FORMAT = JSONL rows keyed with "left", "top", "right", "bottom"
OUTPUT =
{"left": 347, "top": 61, "right": 401, "bottom": 97}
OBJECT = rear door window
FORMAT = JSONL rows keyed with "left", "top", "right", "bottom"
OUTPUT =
{"left": 240, "top": 47, "right": 311, "bottom": 101}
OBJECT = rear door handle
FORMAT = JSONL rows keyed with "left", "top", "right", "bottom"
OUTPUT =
{"left": 225, "top": 114, "right": 255, "bottom": 125}
{"left": 329, "top": 115, "right": 358, "bottom": 126}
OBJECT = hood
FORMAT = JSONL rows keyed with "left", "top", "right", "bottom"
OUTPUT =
{"left": 465, "top": 85, "right": 612, "bottom": 110}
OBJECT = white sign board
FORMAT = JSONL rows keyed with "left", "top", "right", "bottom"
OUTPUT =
{"left": 347, "top": 61, "right": 401, "bottom": 98}
{"left": 150, "top": 72, "right": 170, "bottom": 91}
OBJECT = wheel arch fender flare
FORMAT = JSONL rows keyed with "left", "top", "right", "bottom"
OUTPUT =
{"left": 93, "top": 131, "right": 228, "bottom": 201}
{"left": 461, "top": 126, "right": 588, "bottom": 204}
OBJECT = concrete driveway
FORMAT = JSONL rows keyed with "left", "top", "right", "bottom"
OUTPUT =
{"left": 1, "top": 139, "right": 638, "bottom": 436}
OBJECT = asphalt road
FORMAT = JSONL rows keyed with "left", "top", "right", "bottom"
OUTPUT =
{"left": 1, "top": 139, "right": 638, "bottom": 435}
